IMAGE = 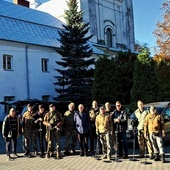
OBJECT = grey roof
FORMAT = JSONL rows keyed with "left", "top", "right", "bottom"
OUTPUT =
{"left": 0, "top": 1, "right": 63, "bottom": 47}
{"left": 0, "top": 1, "right": 103, "bottom": 54}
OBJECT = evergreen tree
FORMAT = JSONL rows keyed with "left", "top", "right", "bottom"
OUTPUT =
{"left": 92, "top": 51, "right": 136, "bottom": 104}
{"left": 54, "top": 0, "right": 94, "bottom": 105}
{"left": 92, "top": 56, "right": 116, "bottom": 103}
{"left": 130, "top": 48, "right": 159, "bottom": 106}
{"left": 155, "top": 61, "right": 170, "bottom": 101}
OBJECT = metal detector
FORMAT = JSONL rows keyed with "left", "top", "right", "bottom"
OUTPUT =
{"left": 140, "top": 137, "right": 152, "bottom": 165}
{"left": 129, "top": 127, "right": 139, "bottom": 161}
{"left": 94, "top": 134, "right": 101, "bottom": 160}
{"left": 113, "top": 123, "right": 121, "bottom": 162}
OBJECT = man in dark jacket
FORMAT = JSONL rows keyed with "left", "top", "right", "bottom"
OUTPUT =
{"left": 33, "top": 104, "right": 47, "bottom": 158}
{"left": 112, "top": 101, "right": 128, "bottom": 158}
{"left": 74, "top": 104, "right": 90, "bottom": 156}
{"left": 2, "top": 108, "right": 19, "bottom": 160}
{"left": 89, "top": 100, "right": 99, "bottom": 153}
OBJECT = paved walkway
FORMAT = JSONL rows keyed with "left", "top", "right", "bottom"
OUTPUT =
{"left": 0, "top": 134, "right": 170, "bottom": 170}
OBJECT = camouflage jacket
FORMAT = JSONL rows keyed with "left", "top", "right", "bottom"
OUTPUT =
{"left": 22, "top": 111, "right": 35, "bottom": 131}
{"left": 43, "top": 111, "right": 64, "bottom": 129}
{"left": 64, "top": 110, "right": 75, "bottom": 130}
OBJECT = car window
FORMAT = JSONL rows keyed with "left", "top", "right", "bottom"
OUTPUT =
{"left": 162, "top": 107, "right": 170, "bottom": 122}
{"left": 144, "top": 107, "right": 163, "bottom": 115}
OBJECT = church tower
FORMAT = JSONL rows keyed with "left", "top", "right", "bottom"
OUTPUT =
{"left": 33, "top": 0, "right": 135, "bottom": 53}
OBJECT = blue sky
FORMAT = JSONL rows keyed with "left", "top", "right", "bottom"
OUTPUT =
{"left": 133, "top": 0, "right": 165, "bottom": 54}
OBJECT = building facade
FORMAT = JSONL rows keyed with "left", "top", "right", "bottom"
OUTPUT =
{"left": 0, "top": 0, "right": 135, "bottom": 120}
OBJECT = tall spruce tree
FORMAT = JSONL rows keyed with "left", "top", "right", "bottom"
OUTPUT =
{"left": 54, "top": 0, "right": 94, "bottom": 105}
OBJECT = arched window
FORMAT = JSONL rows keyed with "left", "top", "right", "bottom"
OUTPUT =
{"left": 106, "top": 28, "right": 112, "bottom": 47}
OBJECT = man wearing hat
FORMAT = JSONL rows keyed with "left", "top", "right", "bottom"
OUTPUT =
{"left": 43, "top": 104, "right": 64, "bottom": 159}
{"left": 33, "top": 104, "right": 47, "bottom": 158}
{"left": 144, "top": 105, "right": 165, "bottom": 163}
{"left": 2, "top": 108, "right": 20, "bottom": 160}
{"left": 22, "top": 103, "right": 38, "bottom": 157}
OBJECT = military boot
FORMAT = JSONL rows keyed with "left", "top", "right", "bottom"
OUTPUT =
{"left": 154, "top": 153, "right": 160, "bottom": 161}
{"left": 160, "top": 154, "right": 165, "bottom": 163}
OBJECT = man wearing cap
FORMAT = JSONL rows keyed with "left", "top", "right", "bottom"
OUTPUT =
{"left": 2, "top": 108, "right": 20, "bottom": 160}
{"left": 33, "top": 104, "right": 47, "bottom": 158}
{"left": 43, "top": 104, "right": 64, "bottom": 159}
{"left": 22, "top": 103, "right": 38, "bottom": 157}
{"left": 144, "top": 105, "right": 165, "bottom": 163}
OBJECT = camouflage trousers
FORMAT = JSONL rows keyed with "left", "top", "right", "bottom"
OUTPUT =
{"left": 99, "top": 132, "right": 111, "bottom": 158}
{"left": 65, "top": 129, "right": 77, "bottom": 152}
{"left": 46, "top": 129, "right": 60, "bottom": 154}
{"left": 23, "top": 129, "right": 37, "bottom": 153}
{"left": 138, "top": 130, "right": 153, "bottom": 156}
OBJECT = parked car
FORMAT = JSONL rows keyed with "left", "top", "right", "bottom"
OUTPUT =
{"left": 127, "top": 101, "right": 170, "bottom": 146}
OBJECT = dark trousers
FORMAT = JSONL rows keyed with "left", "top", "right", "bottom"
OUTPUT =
{"left": 90, "top": 128, "right": 102, "bottom": 152}
{"left": 90, "top": 126, "right": 96, "bottom": 151}
{"left": 38, "top": 130, "right": 46, "bottom": 154}
{"left": 5, "top": 136, "right": 17, "bottom": 156}
{"left": 77, "top": 133, "right": 88, "bottom": 153}
{"left": 117, "top": 131, "right": 128, "bottom": 156}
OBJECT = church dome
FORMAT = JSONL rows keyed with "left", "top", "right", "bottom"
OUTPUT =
{"left": 36, "top": 0, "right": 68, "bottom": 23}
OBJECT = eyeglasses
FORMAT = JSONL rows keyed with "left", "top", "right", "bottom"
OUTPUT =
{"left": 116, "top": 105, "right": 121, "bottom": 107}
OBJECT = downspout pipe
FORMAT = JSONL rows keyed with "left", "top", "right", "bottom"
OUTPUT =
{"left": 25, "top": 44, "right": 30, "bottom": 99}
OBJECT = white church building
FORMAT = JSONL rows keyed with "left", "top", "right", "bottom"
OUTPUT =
{"left": 0, "top": 0, "right": 135, "bottom": 119}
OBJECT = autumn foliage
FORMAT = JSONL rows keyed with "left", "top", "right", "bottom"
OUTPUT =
{"left": 153, "top": 0, "right": 170, "bottom": 61}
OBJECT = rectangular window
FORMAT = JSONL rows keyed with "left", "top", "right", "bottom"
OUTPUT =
{"left": 4, "top": 96, "right": 15, "bottom": 113}
{"left": 41, "top": 58, "right": 49, "bottom": 72}
{"left": 42, "top": 95, "right": 50, "bottom": 102}
{"left": 3, "top": 54, "right": 13, "bottom": 70}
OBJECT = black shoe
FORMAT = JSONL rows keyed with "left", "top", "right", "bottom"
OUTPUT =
{"left": 117, "top": 154, "right": 123, "bottom": 158}
{"left": 123, "top": 155, "right": 128, "bottom": 159}
{"left": 72, "top": 150, "right": 77, "bottom": 155}
{"left": 149, "top": 155, "right": 154, "bottom": 159}
{"left": 154, "top": 154, "right": 160, "bottom": 161}
{"left": 160, "top": 154, "right": 165, "bottom": 163}
{"left": 24, "top": 151, "right": 30, "bottom": 157}
{"left": 64, "top": 151, "right": 70, "bottom": 156}
{"left": 85, "top": 152, "right": 89, "bottom": 157}
{"left": 80, "top": 151, "right": 84, "bottom": 156}
{"left": 40, "top": 153, "right": 45, "bottom": 158}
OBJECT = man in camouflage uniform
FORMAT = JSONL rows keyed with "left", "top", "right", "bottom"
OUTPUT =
{"left": 89, "top": 100, "right": 99, "bottom": 153}
{"left": 22, "top": 103, "right": 38, "bottom": 157}
{"left": 96, "top": 106, "right": 113, "bottom": 161}
{"left": 64, "top": 102, "right": 77, "bottom": 155}
{"left": 43, "top": 104, "right": 64, "bottom": 159}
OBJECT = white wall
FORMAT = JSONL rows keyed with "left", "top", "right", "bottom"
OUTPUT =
{"left": 0, "top": 40, "right": 61, "bottom": 101}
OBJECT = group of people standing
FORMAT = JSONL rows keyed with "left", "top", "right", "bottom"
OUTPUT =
{"left": 1, "top": 100, "right": 165, "bottom": 163}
